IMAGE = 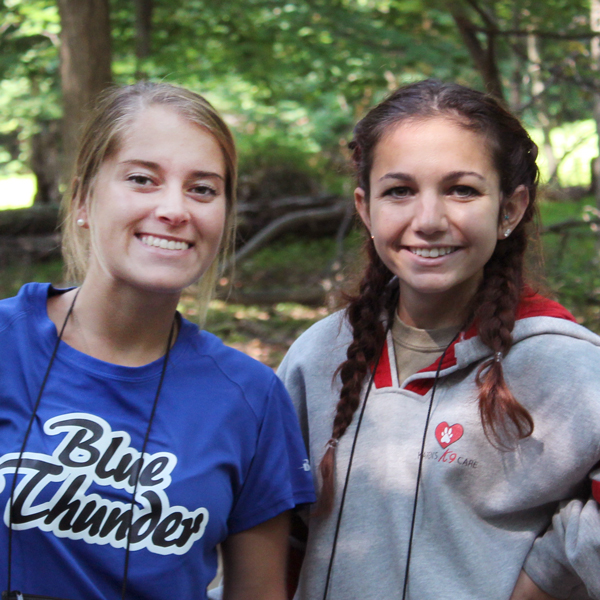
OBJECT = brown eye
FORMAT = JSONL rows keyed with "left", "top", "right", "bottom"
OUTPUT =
{"left": 387, "top": 186, "right": 413, "bottom": 198}
{"left": 450, "top": 185, "right": 480, "bottom": 199}
{"left": 190, "top": 184, "right": 217, "bottom": 200}
{"left": 127, "top": 174, "right": 153, "bottom": 186}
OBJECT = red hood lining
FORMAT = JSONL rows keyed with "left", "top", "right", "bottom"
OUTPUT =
{"left": 372, "top": 293, "right": 576, "bottom": 394}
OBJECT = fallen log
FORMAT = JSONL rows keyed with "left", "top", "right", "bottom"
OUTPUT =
{"left": 541, "top": 217, "right": 600, "bottom": 234}
{"left": 0, "top": 205, "right": 60, "bottom": 235}
{"left": 0, "top": 233, "right": 62, "bottom": 265}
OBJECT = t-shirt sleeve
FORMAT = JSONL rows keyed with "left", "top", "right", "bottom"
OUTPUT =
{"left": 227, "top": 376, "right": 316, "bottom": 535}
{"left": 524, "top": 467, "right": 600, "bottom": 600}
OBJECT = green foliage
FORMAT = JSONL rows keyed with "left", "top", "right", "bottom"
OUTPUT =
{"left": 0, "top": 0, "right": 60, "bottom": 173}
{"left": 0, "top": 0, "right": 597, "bottom": 194}
{"left": 539, "top": 197, "right": 600, "bottom": 332}
{"left": 0, "top": 256, "right": 63, "bottom": 299}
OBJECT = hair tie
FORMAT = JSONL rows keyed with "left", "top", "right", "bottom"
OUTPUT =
{"left": 326, "top": 438, "right": 339, "bottom": 449}
{"left": 494, "top": 351, "right": 503, "bottom": 363}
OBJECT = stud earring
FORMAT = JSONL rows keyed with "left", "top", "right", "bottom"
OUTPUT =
{"left": 504, "top": 228, "right": 511, "bottom": 238}
{"left": 76, "top": 218, "right": 85, "bottom": 227}
{"left": 504, "top": 213, "right": 510, "bottom": 221}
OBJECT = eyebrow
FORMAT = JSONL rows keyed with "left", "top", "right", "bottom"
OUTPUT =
{"left": 378, "top": 170, "right": 486, "bottom": 183}
{"left": 119, "top": 159, "right": 225, "bottom": 181}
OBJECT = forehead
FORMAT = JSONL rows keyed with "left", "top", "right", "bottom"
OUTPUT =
{"left": 112, "top": 105, "right": 225, "bottom": 173}
{"left": 372, "top": 117, "right": 496, "bottom": 178}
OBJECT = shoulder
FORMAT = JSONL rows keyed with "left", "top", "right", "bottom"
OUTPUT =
{"left": 0, "top": 282, "right": 49, "bottom": 333}
{"left": 279, "top": 310, "right": 351, "bottom": 374}
{"left": 511, "top": 292, "right": 600, "bottom": 350}
{"left": 277, "top": 310, "right": 351, "bottom": 418}
{"left": 512, "top": 315, "right": 600, "bottom": 359}
{"left": 506, "top": 309, "right": 600, "bottom": 390}
{"left": 507, "top": 316, "right": 600, "bottom": 418}
{"left": 180, "top": 319, "right": 284, "bottom": 418}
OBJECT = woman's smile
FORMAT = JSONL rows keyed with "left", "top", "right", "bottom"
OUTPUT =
{"left": 80, "top": 105, "right": 227, "bottom": 296}
{"left": 406, "top": 246, "right": 459, "bottom": 258}
{"left": 138, "top": 233, "right": 193, "bottom": 251}
{"left": 355, "top": 116, "right": 507, "bottom": 326}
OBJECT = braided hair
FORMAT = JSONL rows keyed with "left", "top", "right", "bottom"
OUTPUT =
{"left": 318, "top": 80, "right": 539, "bottom": 514}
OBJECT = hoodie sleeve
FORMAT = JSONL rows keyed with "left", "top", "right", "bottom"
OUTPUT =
{"left": 523, "top": 467, "right": 600, "bottom": 600}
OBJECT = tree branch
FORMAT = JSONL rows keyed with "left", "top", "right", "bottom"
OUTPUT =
{"left": 225, "top": 201, "right": 347, "bottom": 270}
{"left": 450, "top": 7, "right": 505, "bottom": 100}
{"left": 541, "top": 218, "right": 600, "bottom": 234}
{"left": 470, "top": 25, "right": 595, "bottom": 40}
{"left": 464, "top": 0, "right": 497, "bottom": 29}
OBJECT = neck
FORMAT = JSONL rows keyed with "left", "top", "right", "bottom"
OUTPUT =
{"left": 398, "top": 286, "right": 476, "bottom": 330}
{"left": 48, "top": 280, "right": 180, "bottom": 367}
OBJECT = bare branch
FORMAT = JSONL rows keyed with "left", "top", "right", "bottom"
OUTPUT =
{"left": 541, "top": 218, "right": 600, "bottom": 234}
{"left": 464, "top": 0, "right": 497, "bottom": 29}
{"left": 224, "top": 201, "right": 347, "bottom": 271}
{"left": 470, "top": 25, "right": 594, "bottom": 40}
{"left": 450, "top": 7, "right": 505, "bottom": 100}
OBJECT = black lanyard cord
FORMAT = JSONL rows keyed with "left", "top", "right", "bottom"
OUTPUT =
{"left": 5, "top": 289, "right": 176, "bottom": 600}
{"left": 321, "top": 324, "right": 459, "bottom": 600}
{"left": 120, "top": 318, "right": 175, "bottom": 600}
{"left": 321, "top": 322, "right": 389, "bottom": 600}
{"left": 401, "top": 331, "right": 459, "bottom": 600}
{"left": 6, "top": 288, "right": 80, "bottom": 595}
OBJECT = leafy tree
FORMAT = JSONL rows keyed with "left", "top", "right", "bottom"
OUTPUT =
{"left": 0, "top": 0, "right": 596, "bottom": 202}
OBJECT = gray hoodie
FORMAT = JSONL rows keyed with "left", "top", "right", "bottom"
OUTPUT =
{"left": 524, "top": 466, "right": 600, "bottom": 599}
{"left": 277, "top": 295, "right": 600, "bottom": 600}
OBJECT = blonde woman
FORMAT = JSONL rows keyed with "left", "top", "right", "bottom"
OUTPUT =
{"left": 0, "top": 82, "right": 314, "bottom": 600}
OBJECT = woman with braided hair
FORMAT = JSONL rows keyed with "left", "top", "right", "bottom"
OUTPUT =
{"left": 278, "top": 79, "right": 600, "bottom": 600}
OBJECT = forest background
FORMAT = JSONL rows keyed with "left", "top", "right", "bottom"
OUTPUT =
{"left": 1, "top": 0, "right": 600, "bottom": 367}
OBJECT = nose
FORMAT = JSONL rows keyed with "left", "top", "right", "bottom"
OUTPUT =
{"left": 412, "top": 192, "right": 448, "bottom": 236}
{"left": 154, "top": 186, "right": 190, "bottom": 227}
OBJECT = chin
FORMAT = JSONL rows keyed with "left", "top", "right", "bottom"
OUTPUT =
{"left": 126, "top": 276, "right": 194, "bottom": 296}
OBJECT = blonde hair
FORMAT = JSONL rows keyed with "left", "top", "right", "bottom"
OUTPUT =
{"left": 60, "top": 81, "right": 237, "bottom": 322}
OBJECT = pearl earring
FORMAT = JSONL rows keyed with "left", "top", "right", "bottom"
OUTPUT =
{"left": 76, "top": 218, "right": 85, "bottom": 227}
{"left": 504, "top": 228, "right": 511, "bottom": 237}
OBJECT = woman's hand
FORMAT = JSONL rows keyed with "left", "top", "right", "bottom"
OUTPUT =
{"left": 509, "top": 570, "right": 559, "bottom": 600}
{"left": 221, "top": 511, "right": 290, "bottom": 600}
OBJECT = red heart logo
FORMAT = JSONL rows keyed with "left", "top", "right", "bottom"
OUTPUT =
{"left": 435, "top": 422, "right": 464, "bottom": 449}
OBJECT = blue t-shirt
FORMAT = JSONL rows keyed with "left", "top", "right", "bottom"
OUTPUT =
{"left": 0, "top": 283, "right": 315, "bottom": 599}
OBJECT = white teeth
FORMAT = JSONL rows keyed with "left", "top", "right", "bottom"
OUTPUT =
{"left": 140, "top": 235, "right": 190, "bottom": 251}
{"left": 411, "top": 247, "right": 456, "bottom": 257}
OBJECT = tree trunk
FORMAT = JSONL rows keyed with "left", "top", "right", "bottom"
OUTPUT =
{"left": 57, "top": 0, "right": 113, "bottom": 184}
{"left": 508, "top": 1, "right": 523, "bottom": 110}
{"left": 134, "top": 0, "right": 153, "bottom": 77}
{"left": 31, "top": 119, "right": 62, "bottom": 204}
